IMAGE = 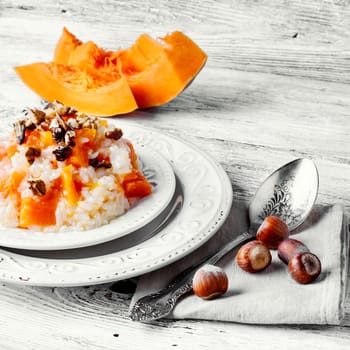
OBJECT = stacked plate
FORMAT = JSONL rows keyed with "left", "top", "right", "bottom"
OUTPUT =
{"left": 0, "top": 121, "right": 233, "bottom": 287}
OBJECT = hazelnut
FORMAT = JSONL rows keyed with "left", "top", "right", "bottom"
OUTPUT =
{"left": 192, "top": 264, "right": 228, "bottom": 300}
{"left": 256, "top": 216, "right": 289, "bottom": 249}
{"left": 277, "top": 239, "right": 321, "bottom": 284}
{"left": 277, "top": 238, "right": 309, "bottom": 265}
{"left": 236, "top": 240, "right": 272, "bottom": 273}
{"left": 288, "top": 252, "right": 322, "bottom": 284}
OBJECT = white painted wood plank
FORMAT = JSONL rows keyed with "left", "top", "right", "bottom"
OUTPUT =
{"left": 0, "top": 0, "right": 349, "bottom": 348}
{"left": 0, "top": 283, "right": 349, "bottom": 350}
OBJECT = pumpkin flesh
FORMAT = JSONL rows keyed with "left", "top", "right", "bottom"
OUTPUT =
{"left": 19, "top": 180, "right": 61, "bottom": 227}
{"left": 15, "top": 62, "right": 137, "bottom": 116}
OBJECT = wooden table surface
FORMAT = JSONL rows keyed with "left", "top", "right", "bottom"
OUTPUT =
{"left": 0, "top": 1, "right": 349, "bottom": 348}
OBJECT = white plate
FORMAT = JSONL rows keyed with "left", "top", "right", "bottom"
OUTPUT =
{"left": 0, "top": 145, "right": 176, "bottom": 250}
{"left": 0, "top": 122, "right": 233, "bottom": 286}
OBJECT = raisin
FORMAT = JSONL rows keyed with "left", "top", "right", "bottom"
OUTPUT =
{"left": 53, "top": 146, "right": 73, "bottom": 161}
{"left": 88, "top": 157, "right": 112, "bottom": 169}
{"left": 105, "top": 128, "right": 123, "bottom": 140}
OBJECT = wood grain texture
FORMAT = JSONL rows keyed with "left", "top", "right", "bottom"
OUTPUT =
{"left": 0, "top": 0, "right": 349, "bottom": 349}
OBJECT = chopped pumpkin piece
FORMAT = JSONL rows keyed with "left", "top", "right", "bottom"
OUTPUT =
{"left": 0, "top": 145, "right": 7, "bottom": 161}
{"left": 1, "top": 171, "right": 26, "bottom": 205}
{"left": 19, "top": 186, "right": 61, "bottom": 227}
{"left": 61, "top": 165, "right": 80, "bottom": 205}
{"left": 122, "top": 169, "right": 152, "bottom": 198}
{"left": 25, "top": 129, "right": 54, "bottom": 149}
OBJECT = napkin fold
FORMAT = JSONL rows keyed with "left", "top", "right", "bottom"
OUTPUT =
{"left": 131, "top": 203, "right": 349, "bottom": 325}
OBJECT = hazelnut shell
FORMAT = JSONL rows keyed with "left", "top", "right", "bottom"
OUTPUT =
{"left": 236, "top": 240, "right": 272, "bottom": 273}
{"left": 277, "top": 238, "right": 309, "bottom": 264}
{"left": 256, "top": 216, "right": 289, "bottom": 249}
{"left": 192, "top": 264, "right": 228, "bottom": 300}
{"left": 288, "top": 252, "right": 322, "bottom": 284}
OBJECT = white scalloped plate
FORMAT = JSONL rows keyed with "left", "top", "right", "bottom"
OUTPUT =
{"left": 0, "top": 145, "right": 176, "bottom": 250}
{"left": 0, "top": 121, "right": 233, "bottom": 286}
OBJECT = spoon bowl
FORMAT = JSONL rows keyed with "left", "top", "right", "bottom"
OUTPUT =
{"left": 249, "top": 158, "right": 319, "bottom": 233}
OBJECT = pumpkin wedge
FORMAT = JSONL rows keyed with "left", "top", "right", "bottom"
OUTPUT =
{"left": 15, "top": 28, "right": 207, "bottom": 116}
{"left": 118, "top": 31, "right": 207, "bottom": 108}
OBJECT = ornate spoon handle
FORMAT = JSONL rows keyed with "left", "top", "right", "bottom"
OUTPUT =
{"left": 129, "top": 231, "right": 254, "bottom": 322}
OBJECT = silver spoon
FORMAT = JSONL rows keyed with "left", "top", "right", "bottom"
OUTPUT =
{"left": 129, "top": 158, "right": 319, "bottom": 322}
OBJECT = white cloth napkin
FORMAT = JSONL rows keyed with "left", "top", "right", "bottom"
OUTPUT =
{"left": 131, "top": 203, "right": 349, "bottom": 324}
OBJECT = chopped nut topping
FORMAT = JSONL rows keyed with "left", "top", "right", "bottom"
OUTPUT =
{"left": 66, "top": 118, "right": 80, "bottom": 129}
{"left": 22, "top": 108, "right": 47, "bottom": 130}
{"left": 49, "top": 117, "right": 59, "bottom": 129}
{"left": 50, "top": 113, "right": 73, "bottom": 143}
{"left": 28, "top": 179, "right": 46, "bottom": 196}
{"left": 105, "top": 128, "right": 123, "bottom": 140}
{"left": 24, "top": 122, "right": 36, "bottom": 131}
{"left": 30, "top": 109, "right": 46, "bottom": 125}
{"left": 39, "top": 121, "right": 50, "bottom": 131}
{"left": 76, "top": 113, "right": 98, "bottom": 129}
{"left": 64, "top": 130, "right": 76, "bottom": 146}
{"left": 44, "top": 101, "right": 76, "bottom": 116}
{"left": 25, "top": 147, "right": 41, "bottom": 164}
{"left": 13, "top": 104, "right": 122, "bottom": 170}
{"left": 53, "top": 146, "right": 73, "bottom": 161}
{"left": 56, "top": 113, "right": 68, "bottom": 131}
{"left": 13, "top": 120, "right": 26, "bottom": 144}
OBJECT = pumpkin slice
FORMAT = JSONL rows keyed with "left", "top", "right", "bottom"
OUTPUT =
{"left": 15, "top": 28, "right": 207, "bottom": 115}
{"left": 118, "top": 31, "right": 208, "bottom": 108}
{"left": 14, "top": 62, "right": 137, "bottom": 116}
